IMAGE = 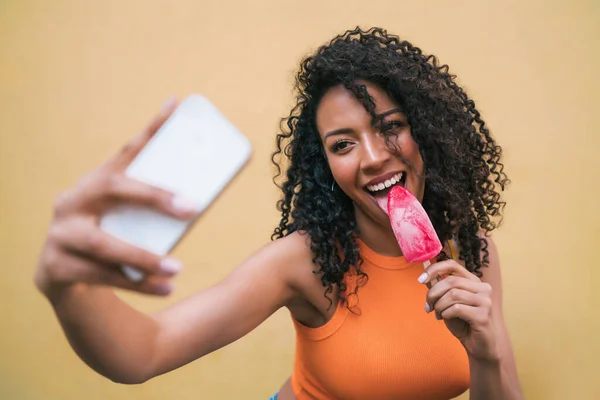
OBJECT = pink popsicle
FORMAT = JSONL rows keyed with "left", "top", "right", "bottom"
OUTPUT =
{"left": 387, "top": 185, "right": 442, "bottom": 263}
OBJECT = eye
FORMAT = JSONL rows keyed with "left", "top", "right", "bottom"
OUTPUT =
{"left": 331, "top": 139, "right": 352, "bottom": 153}
{"left": 380, "top": 120, "right": 407, "bottom": 134}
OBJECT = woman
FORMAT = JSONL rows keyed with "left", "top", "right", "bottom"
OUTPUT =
{"left": 35, "top": 27, "right": 523, "bottom": 399}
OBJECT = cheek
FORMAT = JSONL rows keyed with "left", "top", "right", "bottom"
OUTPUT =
{"left": 398, "top": 134, "right": 426, "bottom": 200}
{"left": 328, "top": 156, "right": 358, "bottom": 189}
{"left": 397, "top": 134, "right": 423, "bottom": 172}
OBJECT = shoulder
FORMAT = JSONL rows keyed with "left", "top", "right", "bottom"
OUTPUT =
{"left": 450, "top": 231, "right": 500, "bottom": 267}
{"left": 477, "top": 232, "right": 502, "bottom": 289}
{"left": 450, "top": 231, "right": 501, "bottom": 287}
{"left": 261, "top": 230, "right": 314, "bottom": 275}
{"left": 258, "top": 231, "right": 321, "bottom": 296}
{"left": 268, "top": 230, "right": 313, "bottom": 258}
{"left": 268, "top": 231, "right": 338, "bottom": 314}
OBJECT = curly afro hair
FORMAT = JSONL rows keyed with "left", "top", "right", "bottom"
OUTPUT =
{"left": 271, "top": 27, "right": 508, "bottom": 306}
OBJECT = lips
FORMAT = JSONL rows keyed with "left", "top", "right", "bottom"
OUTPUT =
{"left": 364, "top": 171, "right": 407, "bottom": 216}
{"left": 365, "top": 171, "right": 405, "bottom": 193}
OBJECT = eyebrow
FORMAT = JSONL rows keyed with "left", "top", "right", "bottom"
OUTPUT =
{"left": 323, "top": 108, "right": 404, "bottom": 140}
{"left": 374, "top": 108, "right": 403, "bottom": 121}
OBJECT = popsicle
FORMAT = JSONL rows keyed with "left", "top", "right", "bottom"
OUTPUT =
{"left": 386, "top": 185, "right": 442, "bottom": 263}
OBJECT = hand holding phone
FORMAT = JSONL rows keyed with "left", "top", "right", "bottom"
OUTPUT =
{"left": 36, "top": 100, "right": 183, "bottom": 296}
{"left": 35, "top": 95, "right": 250, "bottom": 296}
{"left": 100, "top": 95, "right": 252, "bottom": 281}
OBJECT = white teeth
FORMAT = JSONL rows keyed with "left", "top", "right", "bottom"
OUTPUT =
{"left": 366, "top": 172, "right": 405, "bottom": 193}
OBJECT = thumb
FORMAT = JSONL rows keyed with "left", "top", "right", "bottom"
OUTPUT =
{"left": 110, "top": 96, "right": 178, "bottom": 170}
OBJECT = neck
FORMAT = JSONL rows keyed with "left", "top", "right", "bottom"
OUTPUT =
{"left": 354, "top": 206, "right": 403, "bottom": 257}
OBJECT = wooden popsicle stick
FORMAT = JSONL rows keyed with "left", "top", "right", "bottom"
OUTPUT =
{"left": 423, "top": 239, "right": 456, "bottom": 288}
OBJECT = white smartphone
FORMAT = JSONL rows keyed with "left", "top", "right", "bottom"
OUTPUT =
{"left": 100, "top": 94, "right": 252, "bottom": 281}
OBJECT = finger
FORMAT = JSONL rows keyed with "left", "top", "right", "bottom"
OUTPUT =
{"left": 439, "top": 303, "right": 488, "bottom": 326}
{"left": 426, "top": 276, "right": 488, "bottom": 308}
{"left": 109, "top": 97, "right": 178, "bottom": 170}
{"left": 88, "top": 263, "right": 176, "bottom": 296}
{"left": 69, "top": 170, "right": 199, "bottom": 219}
{"left": 418, "top": 259, "right": 479, "bottom": 286}
{"left": 53, "top": 188, "right": 79, "bottom": 219}
{"left": 52, "top": 217, "right": 183, "bottom": 276}
{"left": 430, "top": 288, "right": 484, "bottom": 315}
{"left": 103, "top": 175, "right": 199, "bottom": 219}
{"left": 49, "top": 250, "right": 175, "bottom": 296}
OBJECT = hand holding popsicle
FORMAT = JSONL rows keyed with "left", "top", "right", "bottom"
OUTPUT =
{"left": 420, "top": 260, "right": 500, "bottom": 362}
{"left": 386, "top": 185, "right": 500, "bottom": 361}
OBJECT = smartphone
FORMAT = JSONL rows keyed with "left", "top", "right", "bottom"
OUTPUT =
{"left": 100, "top": 94, "right": 252, "bottom": 281}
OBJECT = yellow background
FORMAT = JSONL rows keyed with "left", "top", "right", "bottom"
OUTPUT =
{"left": 1, "top": 0, "right": 598, "bottom": 399}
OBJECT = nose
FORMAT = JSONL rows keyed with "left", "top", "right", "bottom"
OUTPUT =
{"left": 360, "top": 133, "right": 391, "bottom": 172}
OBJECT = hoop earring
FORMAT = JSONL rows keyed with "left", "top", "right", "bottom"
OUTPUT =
{"left": 331, "top": 181, "right": 336, "bottom": 192}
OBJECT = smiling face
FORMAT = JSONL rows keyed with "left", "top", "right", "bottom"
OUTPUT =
{"left": 316, "top": 81, "right": 425, "bottom": 232}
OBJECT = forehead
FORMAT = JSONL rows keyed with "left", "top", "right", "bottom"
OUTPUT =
{"left": 315, "top": 82, "right": 400, "bottom": 137}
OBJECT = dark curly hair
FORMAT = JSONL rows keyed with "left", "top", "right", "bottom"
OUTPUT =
{"left": 271, "top": 27, "right": 509, "bottom": 306}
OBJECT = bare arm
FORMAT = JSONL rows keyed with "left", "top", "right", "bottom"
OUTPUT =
{"left": 35, "top": 101, "right": 303, "bottom": 384}
{"left": 149, "top": 236, "right": 300, "bottom": 378}
{"left": 45, "top": 284, "right": 161, "bottom": 383}
{"left": 42, "top": 237, "right": 299, "bottom": 384}
{"left": 468, "top": 237, "right": 523, "bottom": 400}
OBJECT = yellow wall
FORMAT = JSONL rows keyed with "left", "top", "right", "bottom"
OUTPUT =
{"left": 1, "top": 0, "right": 598, "bottom": 399}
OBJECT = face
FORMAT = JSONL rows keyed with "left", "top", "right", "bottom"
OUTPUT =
{"left": 316, "top": 81, "right": 425, "bottom": 228}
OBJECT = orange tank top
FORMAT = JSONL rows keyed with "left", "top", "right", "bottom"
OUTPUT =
{"left": 291, "top": 240, "right": 470, "bottom": 399}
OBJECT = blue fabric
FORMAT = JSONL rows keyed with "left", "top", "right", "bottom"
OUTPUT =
{"left": 268, "top": 393, "right": 278, "bottom": 400}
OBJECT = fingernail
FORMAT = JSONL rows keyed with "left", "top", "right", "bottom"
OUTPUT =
{"left": 160, "top": 257, "right": 183, "bottom": 274}
{"left": 155, "top": 282, "right": 175, "bottom": 295}
{"left": 160, "top": 96, "right": 177, "bottom": 114}
{"left": 418, "top": 272, "right": 428, "bottom": 284}
{"left": 171, "top": 196, "right": 199, "bottom": 213}
{"left": 425, "top": 302, "right": 432, "bottom": 313}
{"left": 122, "top": 265, "right": 145, "bottom": 282}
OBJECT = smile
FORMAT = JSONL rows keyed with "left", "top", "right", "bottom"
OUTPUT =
{"left": 365, "top": 172, "right": 405, "bottom": 193}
